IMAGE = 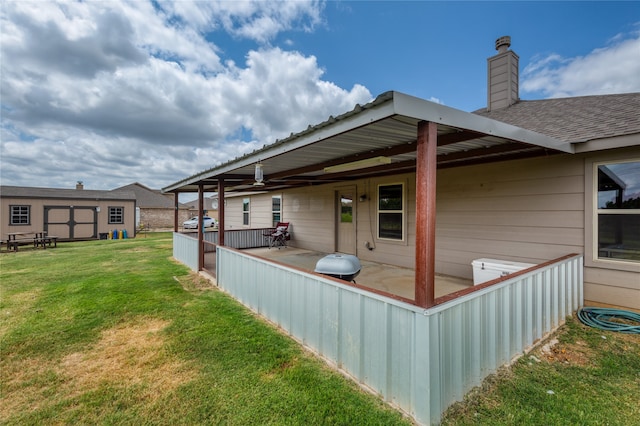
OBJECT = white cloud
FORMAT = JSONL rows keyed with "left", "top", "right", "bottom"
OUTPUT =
{"left": 0, "top": 0, "right": 371, "bottom": 191}
{"left": 522, "top": 33, "right": 640, "bottom": 98}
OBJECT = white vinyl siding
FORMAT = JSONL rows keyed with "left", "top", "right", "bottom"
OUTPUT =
{"left": 435, "top": 154, "right": 585, "bottom": 279}
{"left": 272, "top": 195, "right": 282, "bottom": 226}
{"left": 242, "top": 198, "right": 250, "bottom": 226}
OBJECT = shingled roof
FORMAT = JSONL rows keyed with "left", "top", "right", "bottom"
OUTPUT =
{"left": 0, "top": 185, "right": 135, "bottom": 201}
{"left": 474, "top": 92, "right": 640, "bottom": 144}
{"left": 113, "top": 183, "right": 176, "bottom": 208}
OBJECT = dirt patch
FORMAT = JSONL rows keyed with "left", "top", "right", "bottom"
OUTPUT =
{"left": 534, "top": 337, "right": 593, "bottom": 367}
{"left": 174, "top": 273, "right": 214, "bottom": 292}
{"left": 60, "top": 317, "right": 195, "bottom": 397}
{"left": 0, "top": 317, "right": 196, "bottom": 421}
{"left": 124, "top": 246, "right": 153, "bottom": 253}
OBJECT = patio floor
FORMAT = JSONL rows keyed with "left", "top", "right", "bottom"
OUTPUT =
{"left": 208, "top": 246, "right": 473, "bottom": 301}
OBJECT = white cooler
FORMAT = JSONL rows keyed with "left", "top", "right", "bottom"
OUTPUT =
{"left": 471, "top": 258, "right": 535, "bottom": 285}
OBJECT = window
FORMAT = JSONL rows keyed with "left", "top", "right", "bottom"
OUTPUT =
{"left": 378, "top": 183, "right": 404, "bottom": 240}
{"left": 595, "top": 160, "right": 640, "bottom": 263}
{"left": 10, "top": 205, "right": 30, "bottom": 225}
{"left": 272, "top": 195, "right": 281, "bottom": 226}
{"left": 109, "top": 207, "right": 124, "bottom": 224}
{"left": 242, "top": 198, "right": 250, "bottom": 226}
{"left": 340, "top": 194, "right": 353, "bottom": 223}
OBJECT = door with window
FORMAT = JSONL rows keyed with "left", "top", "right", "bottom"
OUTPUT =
{"left": 336, "top": 187, "right": 356, "bottom": 254}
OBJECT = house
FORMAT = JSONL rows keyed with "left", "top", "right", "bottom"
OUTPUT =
{"left": 180, "top": 193, "right": 219, "bottom": 223}
{"left": 180, "top": 191, "right": 280, "bottom": 229}
{"left": 1, "top": 183, "right": 137, "bottom": 241}
{"left": 113, "top": 182, "right": 190, "bottom": 229}
{"left": 162, "top": 37, "right": 638, "bottom": 424}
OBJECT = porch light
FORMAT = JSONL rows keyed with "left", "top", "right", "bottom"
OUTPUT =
{"left": 254, "top": 162, "right": 265, "bottom": 186}
{"left": 324, "top": 156, "right": 391, "bottom": 173}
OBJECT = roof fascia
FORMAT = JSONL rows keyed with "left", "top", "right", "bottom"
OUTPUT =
{"left": 392, "top": 92, "right": 574, "bottom": 154}
{"left": 162, "top": 97, "right": 398, "bottom": 193}
{"left": 572, "top": 133, "right": 640, "bottom": 153}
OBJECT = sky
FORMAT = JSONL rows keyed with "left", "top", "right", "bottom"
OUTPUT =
{"left": 1, "top": 1, "right": 639, "bottom": 197}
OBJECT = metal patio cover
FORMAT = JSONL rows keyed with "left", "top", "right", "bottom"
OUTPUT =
{"left": 162, "top": 91, "right": 572, "bottom": 194}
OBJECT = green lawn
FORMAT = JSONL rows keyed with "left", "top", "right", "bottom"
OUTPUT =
{"left": 0, "top": 234, "right": 409, "bottom": 425}
{"left": 2, "top": 234, "right": 639, "bottom": 425}
{"left": 442, "top": 310, "right": 640, "bottom": 425}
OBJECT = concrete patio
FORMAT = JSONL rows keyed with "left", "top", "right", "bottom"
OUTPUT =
{"left": 237, "top": 246, "right": 473, "bottom": 300}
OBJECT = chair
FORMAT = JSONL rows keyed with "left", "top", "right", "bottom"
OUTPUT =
{"left": 264, "top": 222, "right": 290, "bottom": 249}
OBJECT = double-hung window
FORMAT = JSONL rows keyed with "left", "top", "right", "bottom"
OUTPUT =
{"left": 10, "top": 205, "right": 30, "bottom": 225}
{"left": 272, "top": 196, "right": 281, "bottom": 226}
{"left": 378, "top": 183, "right": 404, "bottom": 240}
{"left": 595, "top": 160, "right": 640, "bottom": 263}
{"left": 242, "top": 198, "right": 250, "bottom": 226}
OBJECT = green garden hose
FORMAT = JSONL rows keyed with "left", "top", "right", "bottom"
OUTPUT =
{"left": 577, "top": 307, "right": 640, "bottom": 334}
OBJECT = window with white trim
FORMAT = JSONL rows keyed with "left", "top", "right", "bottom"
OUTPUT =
{"left": 272, "top": 195, "right": 281, "bottom": 226}
{"left": 595, "top": 160, "right": 640, "bottom": 263}
{"left": 377, "top": 183, "right": 404, "bottom": 240}
{"left": 242, "top": 198, "right": 250, "bottom": 226}
{"left": 109, "top": 206, "right": 124, "bottom": 224}
{"left": 10, "top": 205, "right": 30, "bottom": 225}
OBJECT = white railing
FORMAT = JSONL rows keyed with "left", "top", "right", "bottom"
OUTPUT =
{"left": 215, "top": 247, "right": 583, "bottom": 425}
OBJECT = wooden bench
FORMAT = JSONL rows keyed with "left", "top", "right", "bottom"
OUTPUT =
{"left": 7, "top": 237, "right": 39, "bottom": 251}
{"left": 6, "top": 232, "right": 58, "bottom": 252}
{"left": 37, "top": 235, "right": 58, "bottom": 249}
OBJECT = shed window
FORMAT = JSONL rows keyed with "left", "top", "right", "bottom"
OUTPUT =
{"left": 378, "top": 184, "right": 404, "bottom": 240}
{"left": 10, "top": 205, "right": 30, "bottom": 225}
{"left": 595, "top": 160, "right": 640, "bottom": 263}
{"left": 109, "top": 207, "right": 124, "bottom": 224}
{"left": 242, "top": 198, "right": 250, "bottom": 226}
{"left": 272, "top": 196, "right": 281, "bottom": 226}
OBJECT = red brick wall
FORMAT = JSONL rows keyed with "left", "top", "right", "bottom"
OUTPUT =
{"left": 139, "top": 208, "right": 192, "bottom": 229}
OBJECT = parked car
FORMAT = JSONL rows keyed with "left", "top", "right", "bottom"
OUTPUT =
{"left": 183, "top": 216, "right": 216, "bottom": 229}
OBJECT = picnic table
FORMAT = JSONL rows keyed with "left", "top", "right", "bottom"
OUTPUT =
{"left": 6, "top": 231, "right": 58, "bottom": 252}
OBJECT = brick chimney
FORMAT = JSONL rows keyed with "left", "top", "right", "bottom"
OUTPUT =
{"left": 76, "top": 181, "right": 84, "bottom": 190}
{"left": 487, "top": 36, "right": 519, "bottom": 111}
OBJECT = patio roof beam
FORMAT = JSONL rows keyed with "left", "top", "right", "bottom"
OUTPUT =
{"left": 436, "top": 130, "right": 487, "bottom": 146}
{"left": 438, "top": 142, "right": 535, "bottom": 162}
{"left": 437, "top": 143, "right": 551, "bottom": 168}
{"left": 316, "top": 159, "right": 417, "bottom": 180}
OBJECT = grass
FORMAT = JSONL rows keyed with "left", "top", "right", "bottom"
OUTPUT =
{"left": 442, "top": 311, "right": 640, "bottom": 425}
{"left": 1, "top": 234, "right": 410, "bottom": 425}
{"left": 2, "top": 235, "right": 639, "bottom": 425}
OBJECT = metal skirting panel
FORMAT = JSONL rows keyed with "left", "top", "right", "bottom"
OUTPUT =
{"left": 215, "top": 247, "right": 583, "bottom": 425}
{"left": 204, "top": 228, "right": 272, "bottom": 249}
{"left": 173, "top": 232, "right": 199, "bottom": 271}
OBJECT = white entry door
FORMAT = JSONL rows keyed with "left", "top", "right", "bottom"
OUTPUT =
{"left": 336, "top": 187, "right": 356, "bottom": 254}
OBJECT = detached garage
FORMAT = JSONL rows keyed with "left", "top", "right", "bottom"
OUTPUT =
{"left": 1, "top": 184, "right": 136, "bottom": 242}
